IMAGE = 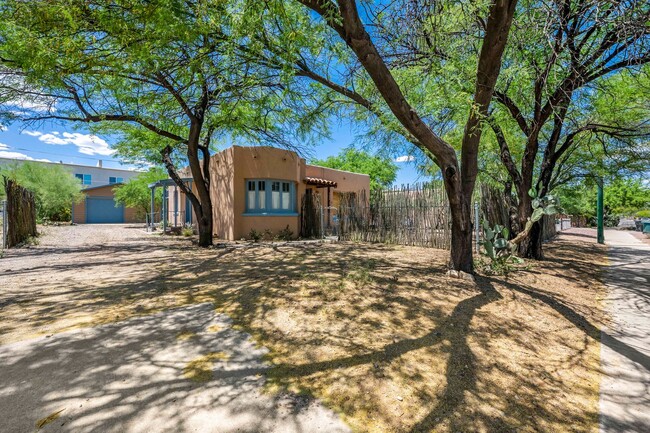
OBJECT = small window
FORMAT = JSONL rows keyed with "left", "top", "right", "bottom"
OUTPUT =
{"left": 109, "top": 177, "right": 117, "bottom": 184}
{"left": 271, "top": 181, "right": 280, "bottom": 209}
{"left": 247, "top": 181, "right": 256, "bottom": 210}
{"left": 282, "top": 182, "right": 291, "bottom": 210}
{"left": 76, "top": 173, "right": 91, "bottom": 185}
{"left": 117, "top": 177, "right": 123, "bottom": 183}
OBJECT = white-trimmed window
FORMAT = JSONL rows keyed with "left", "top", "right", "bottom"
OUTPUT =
{"left": 246, "top": 179, "right": 296, "bottom": 214}
{"left": 109, "top": 176, "right": 123, "bottom": 184}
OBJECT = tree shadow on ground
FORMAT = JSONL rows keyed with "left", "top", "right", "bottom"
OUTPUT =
{"left": 0, "top": 303, "right": 349, "bottom": 433}
{"left": 0, "top": 228, "right": 618, "bottom": 432}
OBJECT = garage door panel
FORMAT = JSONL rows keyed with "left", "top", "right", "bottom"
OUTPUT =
{"left": 86, "top": 197, "right": 124, "bottom": 223}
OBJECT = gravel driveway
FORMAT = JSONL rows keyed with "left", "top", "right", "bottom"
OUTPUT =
{"left": 0, "top": 225, "right": 350, "bottom": 433}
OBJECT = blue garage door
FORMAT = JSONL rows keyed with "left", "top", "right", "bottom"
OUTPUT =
{"left": 86, "top": 196, "right": 124, "bottom": 223}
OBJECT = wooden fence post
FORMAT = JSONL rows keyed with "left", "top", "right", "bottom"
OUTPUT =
{"left": 3, "top": 176, "right": 37, "bottom": 248}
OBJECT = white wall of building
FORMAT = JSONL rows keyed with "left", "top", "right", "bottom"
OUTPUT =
{"left": 0, "top": 158, "right": 140, "bottom": 188}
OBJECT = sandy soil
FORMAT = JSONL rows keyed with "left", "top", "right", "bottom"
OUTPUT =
{"left": 0, "top": 224, "right": 608, "bottom": 433}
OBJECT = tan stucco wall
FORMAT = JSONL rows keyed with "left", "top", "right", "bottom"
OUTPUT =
{"left": 231, "top": 146, "right": 304, "bottom": 240}
{"left": 124, "top": 206, "right": 140, "bottom": 223}
{"left": 210, "top": 147, "right": 235, "bottom": 239}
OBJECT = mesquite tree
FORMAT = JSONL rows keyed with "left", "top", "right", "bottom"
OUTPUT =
{"left": 258, "top": 0, "right": 519, "bottom": 272}
{"left": 488, "top": 0, "right": 650, "bottom": 258}
{"left": 0, "top": 0, "right": 324, "bottom": 246}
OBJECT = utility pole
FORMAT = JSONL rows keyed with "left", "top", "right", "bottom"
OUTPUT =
{"left": 597, "top": 176, "right": 604, "bottom": 244}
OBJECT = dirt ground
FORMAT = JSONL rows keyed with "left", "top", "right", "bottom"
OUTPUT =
{"left": 0, "top": 224, "right": 608, "bottom": 433}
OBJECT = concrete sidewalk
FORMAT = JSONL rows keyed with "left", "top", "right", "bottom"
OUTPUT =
{"left": 0, "top": 303, "right": 350, "bottom": 433}
{"left": 599, "top": 230, "right": 650, "bottom": 433}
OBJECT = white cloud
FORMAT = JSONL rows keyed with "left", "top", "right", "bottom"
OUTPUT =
{"left": 0, "top": 142, "right": 9, "bottom": 150}
{"left": 0, "top": 125, "right": 7, "bottom": 132}
{"left": 62, "top": 132, "right": 114, "bottom": 156}
{"left": 394, "top": 155, "right": 416, "bottom": 163}
{"left": 0, "top": 150, "right": 51, "bottom": 162}
{"left": 22, "top": 130, "right": 115, "bottom": 156}
{"left": 37, "top": 133, "right": 70, "bottom": 145}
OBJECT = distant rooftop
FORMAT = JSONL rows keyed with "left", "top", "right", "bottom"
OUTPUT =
{"left": 0, "top": 157, "right": 140, "bottom": 173}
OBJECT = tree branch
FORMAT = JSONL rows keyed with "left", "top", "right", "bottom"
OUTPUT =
{"left": 493, "top": 90, "right": 531, "bottom": 136}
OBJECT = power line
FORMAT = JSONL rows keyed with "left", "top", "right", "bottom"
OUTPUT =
{"left": 0, "top": 145, "right": 125, "bottom": 163}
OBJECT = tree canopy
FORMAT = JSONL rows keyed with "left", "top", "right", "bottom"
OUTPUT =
{"left": 113, "top": 167, "right": 168, "bottom": 218}
{"left": 558, "top": 178, "right": 650, "bottom": 220}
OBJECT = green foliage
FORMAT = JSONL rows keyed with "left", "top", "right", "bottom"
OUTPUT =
{"left": 113, "top": 167, "right": 168, "bottom": 218}
{"left": 248, "top": 229, "right": 262, "bottom": 242}
{"left": 604, "top": 178, "right": 650, "bottom": 216}
{"left": 276, "top": 225, "right": 294, "bottom": 241}
{"left": 0, "top": 0, "right": 331, "bottom": 166}
{"left": 311, "top": 148, "right": 398, "bottom": 190}
{"left": 557, "top": 178, "right": 650, "bottom": 219}
{"left": 1, "top": 162, "right": 83, "bottom": 222}
{"left": 476, "top": 220, "right": 523, "bottom": 276}
{"left": 181, "top": 224, "right": 194, "bottom": 237}
{"left": 636, "top": 210, "right": 650, "bottom": 219}
{"left": 481, "top": 221, "right": 513, "bottom": 260}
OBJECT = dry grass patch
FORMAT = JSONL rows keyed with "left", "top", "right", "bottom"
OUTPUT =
{"left": 0, "top": 227, "right": 607, "bottom": 432}
{"left": 183, "top": 351, "right": 229, "bottom": 382}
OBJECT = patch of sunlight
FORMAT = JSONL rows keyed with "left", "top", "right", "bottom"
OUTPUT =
{"left": 176, "top": 330, "right": 198, "bottom": 341}
{"left": 206, "top": 324, "right": 223, "bottom": 333}
{"left": 36, "top": 409, "right": 64, "bottom": 430}
{"left": 183, "top": 352, "right": 229, "bottom": 382}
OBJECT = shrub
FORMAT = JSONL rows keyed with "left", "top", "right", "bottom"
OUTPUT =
{"left": 636, "top": 210, "right": 650, "bottom": 218}
{"left": 181, "top": 224, "right": 194, "bottom": 237}
{"left": 114, "top": 167, "right": 168, "bottom": 219}
{"left": 276, "top": 225, "right": 294, "bottom": 241}
{"left": 248, "top": 229, "right": 262, "bottom": 242}
{"left": 1, "top": 162, "right": 83, "bottom": 222}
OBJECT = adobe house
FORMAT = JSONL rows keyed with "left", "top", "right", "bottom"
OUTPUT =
{"left": 165, "top": 145, "right": 370, "bottom": 240}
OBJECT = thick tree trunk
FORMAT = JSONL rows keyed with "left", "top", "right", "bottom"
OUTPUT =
{"left": 197, "top": 208, "right": 213, "bottom": 247}
{"left": 445, "top": 173, "right": 474, "bottom": 273}
{"left": 449, "top": 197, "right": 474, "bottom": 273}
{"left": 161, "top": 131, "right": 213, "bottom": 248}
{"left": 185, "top": 119, "right": 213, "bottom": 247}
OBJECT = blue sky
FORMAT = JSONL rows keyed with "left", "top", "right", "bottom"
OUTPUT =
{"left": 0, "top": 118, "right": 426, "bottom": 185}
